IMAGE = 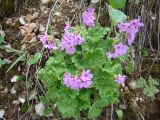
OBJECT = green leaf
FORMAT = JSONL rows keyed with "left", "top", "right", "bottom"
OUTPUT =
{"left": 83, "top": 49, "right": 105, "bottom": 69}
{"left": 56, "top": 98, "right": 80, "bottom": 118}
{"left": 116, "top": 109, "right": 123, "bottom": 120}
{"left": 6, "top": 53, "right": 26, "bottom": 73}
{"left": 109, "top": 0, "right": 126, "bottom": 9}
{"left": 27, "top": 52, "right": 42, "bottom": 65}
{"left": 0, "top": 45, "right": 25, "bottom": 54}
{"left": 40, "top": 96, "right": 49, "bottom": 104}
{"left": 108, "top": 5, "right": 127, "bottom": 24}
{"left": 0, "top": 58, "right": 6, "bottom": 65}
{"left": 91, "top": 0, "right": 99, "bottom": 4}
{"left": 43, "top": 107, "right": 53, "bottom": 116}
{"left": 0, "top": 35, "right": 4, "bottom": 43}
{"left": 92, "top": 98, "right": 110, "bottom": 108}
{"left": 88, "top": 106, "right": 101, "bottom": 119}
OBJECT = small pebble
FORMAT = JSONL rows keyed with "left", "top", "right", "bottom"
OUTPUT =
{"left": 19, "top": 17, "right": 26, "bottom": 25}
{"left": 0, "top": 109, "right": 5, "bottom": 118}
{"left": 11, "top": 75, "right": 18, "bottom": 83}
{"left": 11, "top": 87, "right": 17, "bottom": 95}
{"left": 18, "top": 97, "right": 26, "bottom": 104}
{"left": 35, "top": 102, "right": 45, "bottom": 116}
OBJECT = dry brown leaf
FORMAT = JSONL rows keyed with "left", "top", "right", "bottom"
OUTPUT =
{"left": 20, "top": 23, "right": 37, "bottom": 34}
{"left": 32, "top": 12, "right": 39, "bottom": 19}
{"left": 25, "top": 14, "right": 33, "bottom": 22}
{"left": 5, "top": 18, "right": 12, "bottom": 25}
{"left": 39, "top": 24, "right": 45, "bottom": 32}
{"left": 22, "top": 33, "right": 36, "bottom": 43}
{"left": 20, "top": 29, "right": 27, "bottom": 36}
{"left": 29, "top": 37, "right": 38, "bottom": 43}
{"left": 41, "top": 0, "right": 51, "bottom": 4}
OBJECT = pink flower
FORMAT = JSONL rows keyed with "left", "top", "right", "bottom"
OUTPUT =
{"left": 106, "top": 52, "right": 116, "bottom": 59}
{"left": 40, "top": 34, "right": 57, "bottom": 50}
{"left": 60, "top": 32, "right": 84, "bottom": 55}
{"left": 80, "top": 69, "right": 93, "bottom": 82}
{"left": 114, "top": 43, "right": 128, "bottom": 56}
{"left": 40, "top": 33, "right": 47, "bottom": 45}
{"left": 106, "top": 43, "right": 128, "bottom": 59}
{"left": 64, "top": 21, "right": 71, "bottom": 31}
{"left": 116, "top": 74, "right": 126, "bottom": 84}
{"left": 118, "top": 19, "right": 143, "bottom": 45}
{"left": 82, "top": 7, "right": 96, "bottom": 27}
{"left": 63, "top": 69, "right": 93, "bottom": 90}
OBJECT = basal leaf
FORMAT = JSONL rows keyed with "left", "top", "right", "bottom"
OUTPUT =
{"left": 108, "top": 5, "right": 127, "bottom": 24}
{"left": 27, "top": 52, "right": 42, "bottom": 65}
{"left": 0, "top": 58, "right": 6, "bottom": 65}
{"left": 91, "top": 0, "right": 99, "bottom": 4}
{"left": 0, "top": 35, "right": 4, "bottom": 43}
{"left": 109, "top": 0, "right": 126, "bottom": 9}
{"left": 6, "top": 53, "right": 26, "bottom": 73}
{"left": 116, "top": 109, "right": 123, "bottom": 120}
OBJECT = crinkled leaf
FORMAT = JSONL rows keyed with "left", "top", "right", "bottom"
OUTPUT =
{"left": 88, "top": 106, "right": 101, "bottom": 119}
{"left": 83, "top": 49, "right": 105, "bottom": 69}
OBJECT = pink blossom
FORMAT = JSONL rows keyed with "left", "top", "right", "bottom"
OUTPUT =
{"left": 40, "top": 34, "right": 57, "bottom": 50}
{"left": 116, "top": 74, "right": 126, "bottom": 84}
{"left": 60, "top": 32, "right": 84, "bottom": 55}
{"left": 106, "top": 43, "right": 128, "bottom": 59}
{"left": 118, "top": 19, "right": 143, "bottom": 45}
{"left": 64, "top": 21, "right": 71, "bottom": 31}
{"left": 82, "top": 7, "right": 96, "bottom": 27}
{"left": 63, "top": 69, "right": 93, "bottom": 90}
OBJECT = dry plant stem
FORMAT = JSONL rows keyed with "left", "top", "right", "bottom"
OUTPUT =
{"left": 97, "top": 0, "right": 102, "bottom": 22}
{"left": 110, "top": 104, "right": 113, "bottom": 120}
{"left": 147, "top": 31, "right": 157, "bottom": 59}
{"left": 25, "top": 65, "right": 30, "bottom": 105}
{"left": 45, "top": 0, "right": 58, "bottom": 34}
{"left": 19, "top": 107, "right": 32, "bottom": 120}
{"left": 147, "top": 60, "right": 155, "bottom": 77}
{"left": 158, "top": 7, "right": 160, "bottom": 52}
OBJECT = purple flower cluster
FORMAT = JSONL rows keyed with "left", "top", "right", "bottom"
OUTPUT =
{"left": 40, "top": 33, "right": 57, "bottom": 49}
{"left": 63, "top": 69, "right": 93, "bottom": 90}
{"left": 106, "top": 43, "right": 128, "bottom": 58}
{"left": 82, "top": 7, "right": 96, "bottom": 27}
{"left": 118, "top": 19, "right": 144, "bottom": 45}
{"left": 60, "top": 31, "right": 84, "bottom": 55}
{"left": 115, "top": 74, "right": 126, "bottom": 84}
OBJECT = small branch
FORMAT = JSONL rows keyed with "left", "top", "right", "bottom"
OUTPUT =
{"left": 45, "top": 0, "right": 58, "bottom": 34}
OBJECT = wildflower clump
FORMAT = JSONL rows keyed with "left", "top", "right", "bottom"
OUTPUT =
{"left": 38, "top": 6, "right": 144, "bottom": 119}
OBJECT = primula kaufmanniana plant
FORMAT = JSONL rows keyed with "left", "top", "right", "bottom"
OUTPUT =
{"left": 38, "top": 7, "right": 143, "bottom": 118}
